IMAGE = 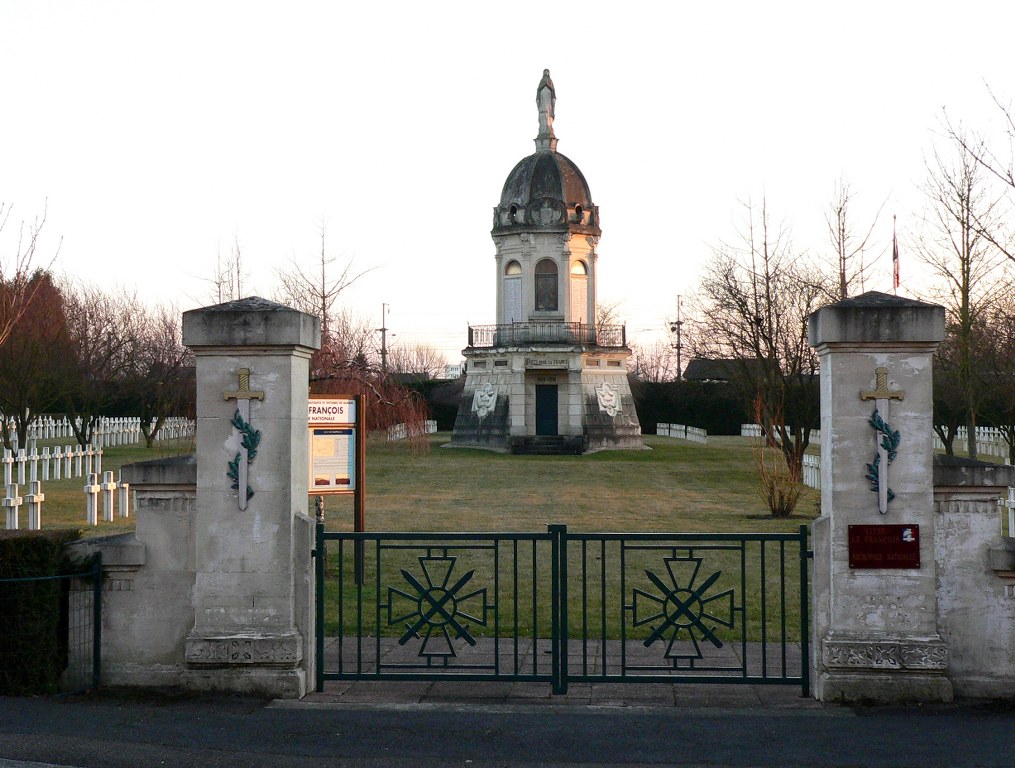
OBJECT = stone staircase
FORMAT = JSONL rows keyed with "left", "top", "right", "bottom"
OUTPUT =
{"left": 509, "top": 435, "right": 584, "bottom": 455}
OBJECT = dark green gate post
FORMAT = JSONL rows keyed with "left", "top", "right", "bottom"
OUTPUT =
{"left": 92, "top": 552, "right": 102, "bottom": 689}
{"left": 799, "top": 524, "right": 811, "bottom": 697}
{"left": 549, "top": 524, "right": 567, "bottom": 694}
{"left": 314, "top": 510, "right": 326, "bottom": 692}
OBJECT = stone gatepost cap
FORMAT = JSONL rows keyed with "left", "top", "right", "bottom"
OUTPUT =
{"left": 182, "top": 296, "right": 322, "bottom": 350}
{"left": 808, "top": 291, "right": 945, "bottom": 346}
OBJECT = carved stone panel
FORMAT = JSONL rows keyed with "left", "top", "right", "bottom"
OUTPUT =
{"left": 823, "top": 638, "right": 947, "bottom": 671}
{"left": 186, "top": 635, "right": 302, "bottom": 667}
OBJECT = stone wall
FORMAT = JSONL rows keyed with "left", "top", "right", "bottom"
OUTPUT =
{"left": 933, "top": 457, "right": 1015, "bottom": 698}
{"left": 67, "top": 455, "right": 197, "bottom": 687}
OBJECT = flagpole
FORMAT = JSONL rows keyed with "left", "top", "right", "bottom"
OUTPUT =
{"left": 892, "top": 214, "right": 899, "bottom": 295}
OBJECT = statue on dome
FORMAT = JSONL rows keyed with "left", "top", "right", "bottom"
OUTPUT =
{"left": 536, "top": 69, "right": 556, "bottom": 137}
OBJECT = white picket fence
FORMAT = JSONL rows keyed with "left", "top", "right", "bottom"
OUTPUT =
{"left": 386, "top": 420, "right": 438, "bottom": 442}
{"left": 802, "top": 454, "right": 821, "bottom": 490}
{"left": 740, "top": 424, "right": 822, "bottom": 443}
{"left": 932, "top": 426, "right": 1012, "bottom": 462}
{"left": 3, "top": 415, "right": 195, "bottom": 450}
{"left": 655, "top": 423, "right": 708, "bottom": 444}
{"left": 800, "top": 452, "right": 1015, "bottom": 540}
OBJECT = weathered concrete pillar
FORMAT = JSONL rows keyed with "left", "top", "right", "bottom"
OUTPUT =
{"left": 808, "top": 292, "right": 949, "bottom": 702}
{"left": 181, "top": 297, "right": 320, "bottom": 697}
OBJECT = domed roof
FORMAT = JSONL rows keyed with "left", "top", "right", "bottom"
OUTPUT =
{"left": 500, "top": 150, "right": 593, "bottom": 210}
{"left": 493, "top": 150, "right": 600, "bottom": 235}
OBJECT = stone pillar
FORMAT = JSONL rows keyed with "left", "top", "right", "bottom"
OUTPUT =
{"left": 808, "top": 292, "right": 949, "bottom": 702}
{"left": 181, "top": 297, "right": 320, "bottom": 697}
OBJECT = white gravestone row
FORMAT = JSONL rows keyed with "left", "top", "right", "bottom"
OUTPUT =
{"left": 2, "top": 442, "right": 131, "bottom": 530}
{"left": 2, "top": 415, "right": 195, "bottom": 450}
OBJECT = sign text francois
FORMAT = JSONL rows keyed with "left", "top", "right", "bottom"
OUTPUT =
{"left": 308, "top": 397, "right": 356, "bottom": 494}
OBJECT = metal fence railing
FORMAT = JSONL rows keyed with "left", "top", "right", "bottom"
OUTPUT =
{"left": 0, "top": 555, "right": 101, "bottom": 695}
{"left": 315, "top": 526, "right": 810, "bottom": 695}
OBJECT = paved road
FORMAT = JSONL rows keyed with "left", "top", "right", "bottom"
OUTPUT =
{"left": 1, "top": 691, "right": 1014, "bottom": 768}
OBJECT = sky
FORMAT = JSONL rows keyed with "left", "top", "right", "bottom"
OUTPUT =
{"left": 3, "top": 1, "right": 1015, "bottom": 365}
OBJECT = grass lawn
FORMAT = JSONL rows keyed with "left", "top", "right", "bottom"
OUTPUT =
{"left": 25, "top": 432, "right": 818, "bottom": 643}
{"left": 317, "top": 433, "right": 818, "bottom": 644}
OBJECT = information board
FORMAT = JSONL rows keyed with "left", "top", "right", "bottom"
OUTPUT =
{"left": 848, "top": 524, "right": 921, "bottom": 569}
{"left": 308, "top": 397, "right": 357, "bottom": 495}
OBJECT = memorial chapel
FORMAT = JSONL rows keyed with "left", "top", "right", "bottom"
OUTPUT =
{"left": 449, "top": 70, "right": 642, "bottom": 454}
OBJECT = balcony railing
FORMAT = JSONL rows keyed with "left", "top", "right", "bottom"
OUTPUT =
{"left": 467, "top": 322, "right": 626, "bottom": 349}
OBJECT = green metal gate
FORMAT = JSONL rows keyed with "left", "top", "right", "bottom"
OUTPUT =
{"left": 314, "top": 525, "right": 811, "bottom": 695}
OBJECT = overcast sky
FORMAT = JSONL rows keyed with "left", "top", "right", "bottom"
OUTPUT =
{"left": 3, "top": 1, "right": 1014, "bottom": 363}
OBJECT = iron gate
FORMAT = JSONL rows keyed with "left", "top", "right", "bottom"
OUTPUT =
{"left": 314, "top": 525, "right": 810, "bottom": 695}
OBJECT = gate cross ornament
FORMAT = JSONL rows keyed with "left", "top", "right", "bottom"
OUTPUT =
{"left": 859, "top": 367, "right": 903, "bottom": 513}
{"left": 224, "top": 368, "right": 264, "bottom": 510}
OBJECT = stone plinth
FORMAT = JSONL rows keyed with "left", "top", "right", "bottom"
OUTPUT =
{"left": 808, "top": 292, "right": 950, "bottom": 702}
{"left": 181, "top": 297, "right": 320, "bottom": 697}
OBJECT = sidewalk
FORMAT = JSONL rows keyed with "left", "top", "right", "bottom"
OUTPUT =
{"left": 305, "top": 634, "right": 817, "bottom": 709}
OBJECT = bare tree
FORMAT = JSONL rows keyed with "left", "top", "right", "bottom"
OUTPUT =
{"left": 977, "top": 290, "right": 1015, "bottom": 463}
{"left": 60, "top": 280, "right": 144, "bottom": 445}
{"left": 124, "top": 305, "right": 194, "bottom": 448}
{"left": 0, "top": 201, "right": 62, "bottom": 350}
{"left": 274, "top": 225, "right": 429, "bottom": 443}
{"left": 944, "top": 86, "right": 1015, "bottom": 265}
{"left": 274, "top": 223, "right": 371, "bottom": 341}
{"left": 629, "top": 340, "right": 676, "bottom": 383}
{"left": 917, "top": 130, "right": 1007, "bottom": 459}
{"left": 386, "top": 342, "right": 448, "bottom": 381}
{"left": 823, "top": 178, "right": 884, "bottom": 300}
{"left": 693, "top": 198, "right": 827, "bottom": 477}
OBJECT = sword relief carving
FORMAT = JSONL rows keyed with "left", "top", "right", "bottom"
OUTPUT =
{"left": 224, "top": 368, "right": 264, "bottom": 510}
{"left": 859, "top": 367, "right": 903, "bottom": 513}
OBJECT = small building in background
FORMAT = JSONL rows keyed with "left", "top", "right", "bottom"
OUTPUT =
{"left": 449, "top": 71, "right": 642, "bottom": 454}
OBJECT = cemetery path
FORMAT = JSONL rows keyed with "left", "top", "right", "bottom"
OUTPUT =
{"left": 0, "top": 692, "right": 1013, "bottom": 768}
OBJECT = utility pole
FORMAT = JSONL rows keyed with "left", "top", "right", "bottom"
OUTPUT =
{"left": 378, "top": 303, "right": 389, "bottom": 372}
{"left": 669, "top": 295, "right": 684, "bottom": 381}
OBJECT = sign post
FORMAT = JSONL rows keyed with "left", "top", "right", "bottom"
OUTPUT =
{"left": 308, "top": 394, "right": 366, "bottom": 583}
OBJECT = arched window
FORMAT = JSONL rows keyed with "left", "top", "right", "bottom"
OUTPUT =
{"left": 570, "top": 260, "right": 588, "bottom": 322}
{"left": 503, "top": 261, "right": 522, "bottom": 322}
{"left": 535, "top": 259, "right": 558, "bottom": 312}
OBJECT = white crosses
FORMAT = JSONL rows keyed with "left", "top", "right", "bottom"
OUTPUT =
{"left": 100, "top": 471, "right": 118, "bottom": 522}
{"left": 1001, "top": 487, "right": 1015, "bottom": 539}
{"left": 4, "top": 483, "right": 22, "bottom": 530}
{"left": 24, "top": 481, "right": 44, "bottom": 530}
{"left": 83, "top": 473, "right": 101, "bottom": 526}
{"left": 41, "top": 447, "right": 51, "bottom": 481}
{"left": 117, "top": 470, "right": 130, "bottom": 519}
{"left": 2, "top": 450, "right": 13, "bottom": 488}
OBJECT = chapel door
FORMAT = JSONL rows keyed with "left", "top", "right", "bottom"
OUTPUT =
{"left": 535, "top": 385, "right": 558, "bottom": 436}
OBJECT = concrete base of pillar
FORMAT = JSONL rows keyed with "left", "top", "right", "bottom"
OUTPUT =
{"left": 181, "top": 667, "right": 307, "bottom": 698}
{"left": 816, "top": 671, "right": 953, "bottom": 704}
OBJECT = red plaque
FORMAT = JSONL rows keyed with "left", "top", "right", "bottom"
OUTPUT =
{"left": 848, "top": 525, "right": 920, "bottom": 569}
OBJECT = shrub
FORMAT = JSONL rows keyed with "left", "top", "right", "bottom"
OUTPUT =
{"left": 0, "top": 529, "right": 83, "bottom": 694}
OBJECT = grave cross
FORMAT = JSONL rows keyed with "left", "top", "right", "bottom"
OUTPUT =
{"left": 224, "top": 368, "right": 264, "bottom": 511}
{"left": 859, "top": 366, "right": 904, "bottom": 513}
